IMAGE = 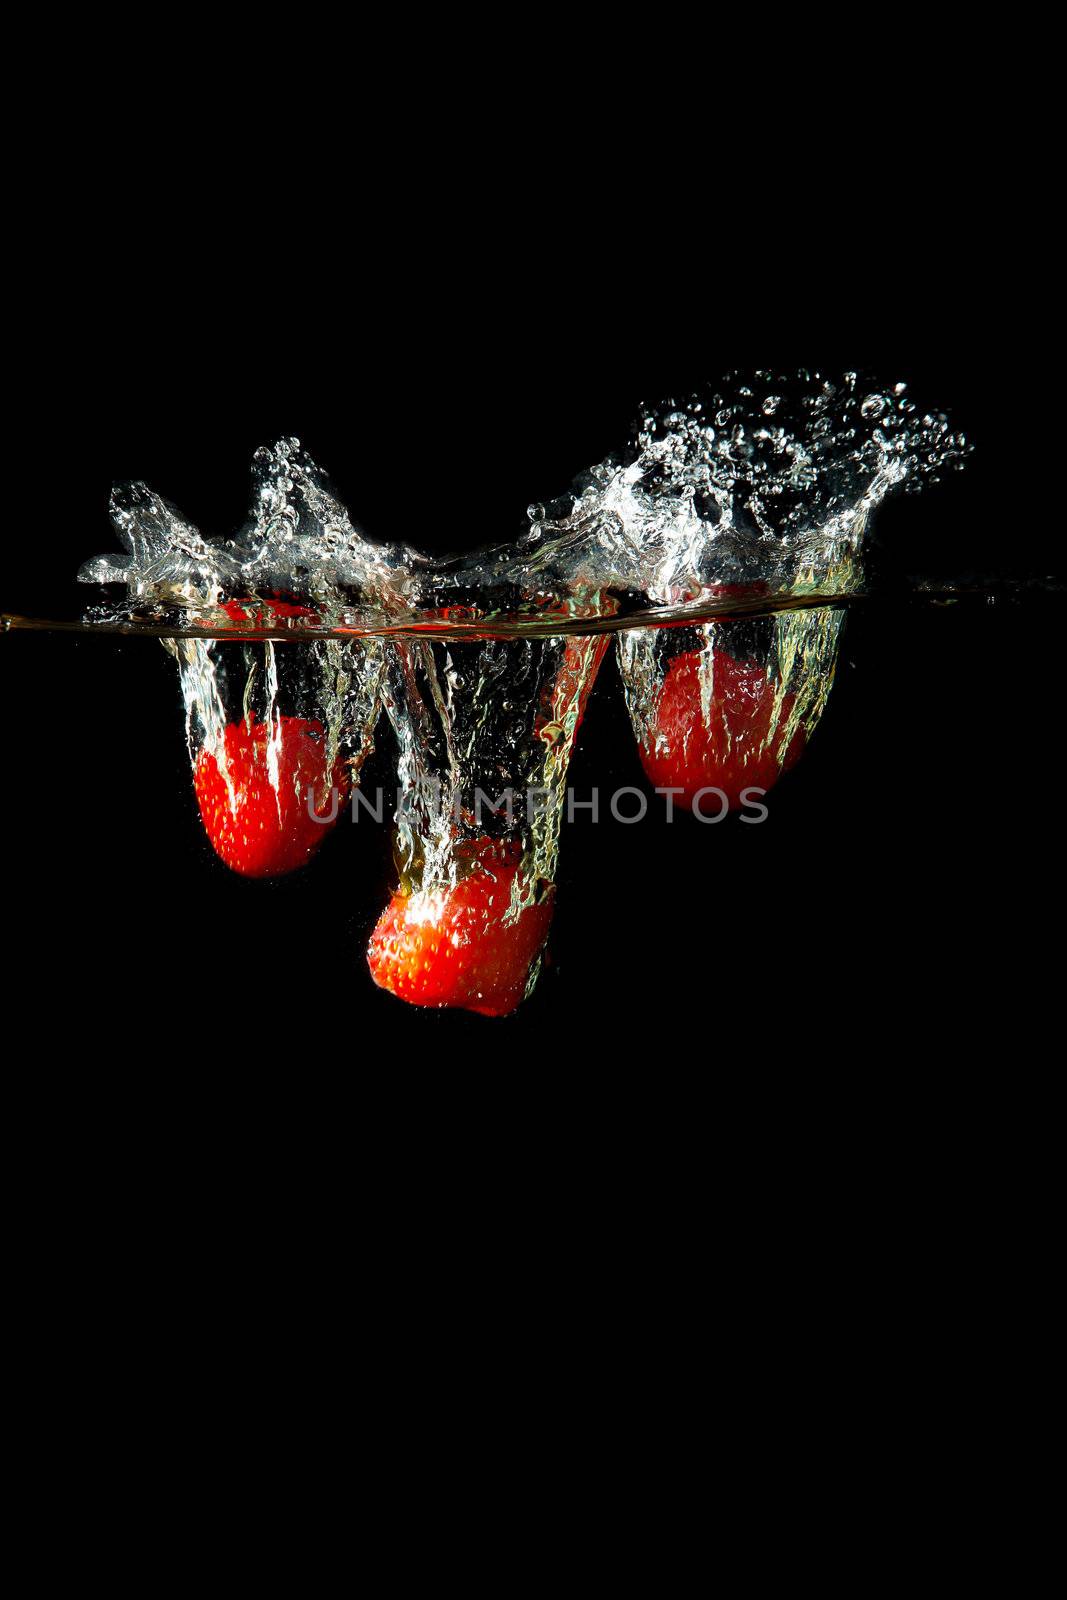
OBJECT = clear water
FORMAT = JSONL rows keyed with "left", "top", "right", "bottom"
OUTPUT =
{"left": 1, "top": 371, "right": 988, "bottom": 1014}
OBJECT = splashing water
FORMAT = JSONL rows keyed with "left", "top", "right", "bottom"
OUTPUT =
{"left": 75, "top": 377, "right": 968, "bottom": 636}
{"left": 169, "top": 634, "right": 383, "bottom": 823}
{"left": 80, "top": 438, "right": 399, "bottom": 609}
{"left": 71, "top": 372, "right": 970, "bottom": 1007}
{"left": 557, "top": 371, "right": 970, "bottom": 807}
{"left": 528, "top": 369, "right": 970, "bottom": 604}
{"left": 80, "top": 442, "right": 389, "bottom": 870}
{"left": 385, "top": 631, "right": 609, "bottom": 895}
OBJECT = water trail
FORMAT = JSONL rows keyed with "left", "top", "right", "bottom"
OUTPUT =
{"left": 89, "top": 444, "right": 387, "bottom": 839}
{"left": 588, "top": 373, "right": 967, "bottom": 808}
{"left": 71, "top": 371, "right": 971, "bottom": 1004}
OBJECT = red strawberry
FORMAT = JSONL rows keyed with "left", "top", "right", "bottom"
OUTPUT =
{"left": 367, "top": 840, "right": 554, "bottom": 1017}
{"left": 218, "top": 596, "right": 317, "bottom": 626}
{"left": 638, "top": 646, "right": 805, "bottom": 812}
{"left": 193, "top": 716, "right": 348, "bottom": 877}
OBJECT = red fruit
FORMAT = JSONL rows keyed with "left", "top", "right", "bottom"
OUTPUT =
{"left": 219, "top": 596, "right": 317, "bottom": 626}
{"left": 193, "top": 716, "right": 348, "bottom": 877}
{"left": 639, "top": 647, "right": 805, "bottom": 812}
{"left": 367, "top": 841, "right": 554, "bottom": 1017}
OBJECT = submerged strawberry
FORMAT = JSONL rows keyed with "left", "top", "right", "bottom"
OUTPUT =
{"left": 367, "top": 840, "right": 553, "bottom": 1017}
{"left": 639, "top": 646, "right": 805, "bottom": 812}
{"left": 219, "top": 596, "right": 318, "bottom": 625}
{"left": 193, "top": 716, "right": 348, "bottom": 877}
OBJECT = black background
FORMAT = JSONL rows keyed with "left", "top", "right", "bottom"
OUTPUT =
{"left": 5, "top": 222, "right": 1058, "bottom": 1070}
{"left": 1, "top": 43, "right": 1060, "bottom": 1518}
{"left": 0, "top": 80, "right": 1055, "bottom": 1155}
{"left": 5, "top": 304, "right": 1057, "bottom": 1104}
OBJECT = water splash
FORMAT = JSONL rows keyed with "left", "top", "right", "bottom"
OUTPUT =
{"left": 618, "top": 607, "right": 845, "bottom": 813}
{"left": 77, "top": 376, "right": 968, "bottom": 634}
{"left": 572, "top": 372, "right": 970, "bottom": 812}
{"left": 385, "top": 632, "right": 609, "bottom": 898}
{"left": 529, "top": 369, "right": 970, "bottom": 603}
{"left": 79, "top": 437, "right": 402, "bottom": 621}
{"left": 72, "top": 370, "right": 970, "bottom": 1007}
{"left": 85, "top": 446, "right": 388, "bottom": 851}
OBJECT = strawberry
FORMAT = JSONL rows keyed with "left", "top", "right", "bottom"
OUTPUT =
{"left": 367, "top": 840, "right": 554, "bottom": 1017}
{"left": 218, "top": 596, "right": 317, "bottom": 626}
{"left": 193, "top": 715, "right": 348, "bottom": 877}
{"left": 638, "top": 646, "right": 805, "bottom": 812}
